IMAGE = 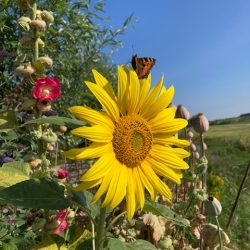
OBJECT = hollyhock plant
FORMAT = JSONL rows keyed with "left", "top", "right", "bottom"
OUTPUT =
{"left": 33, "top": 77, "right": 60, "bottom": 102}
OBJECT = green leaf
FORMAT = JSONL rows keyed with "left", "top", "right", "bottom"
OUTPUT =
{"left": 0, "top": 178, "right": 70, "bottom": 209}
{"left": 0, "top": 161, "right": 30, "bottom": 189}
{"left": 126, "top": 240, "right": 156, "bottom": 250}
{"left": 103, "top": 238, "right": 126, "bottom": 250}
{"left": 194, "top": 163, "right": 208, "bottom": 175}
{"left": 24, "top": 116, "right": 85, "bottom": 127}
{"left": 71, "top": 190, "right": 99, "bottom": 218}
{"left": 0, "top": 111, "right": 18, "bottom": 131}
{"left": 193, "top": 188, "right": 208, "bottom": 201}
{"left": 143, "top": 201, "right": 190, "bottom": 227}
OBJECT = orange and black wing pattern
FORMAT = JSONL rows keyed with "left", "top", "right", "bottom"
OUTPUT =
{"left": 131, "top": 54, "right": 156, "bottom": 79}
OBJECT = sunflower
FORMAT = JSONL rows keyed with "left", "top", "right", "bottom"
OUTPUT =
{"left": 64, "top": 66, "right": 190, "bottom": 219}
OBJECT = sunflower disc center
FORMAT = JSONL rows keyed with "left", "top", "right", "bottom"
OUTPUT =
{"left": 112, "top": 115, "right": 152, "bottom": 167}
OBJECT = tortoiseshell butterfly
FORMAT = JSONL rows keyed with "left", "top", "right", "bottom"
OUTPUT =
{"left": 131, "top": 54, "right": 156, "bottom": 79}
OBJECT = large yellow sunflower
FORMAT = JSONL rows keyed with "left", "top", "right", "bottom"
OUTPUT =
{"left": 64, "top": 66, "right": 190, "bottom": 219}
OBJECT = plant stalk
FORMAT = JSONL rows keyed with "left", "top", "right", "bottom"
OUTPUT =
{"left": 96, "top": 205, "right": 107, "bottom": 250}
{"left": 215, "top": 216, "right": 223, "bottom": 250}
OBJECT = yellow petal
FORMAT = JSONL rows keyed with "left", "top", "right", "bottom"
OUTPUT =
{"left": 147, "top": 157, "right": 183, "bottom": 184}
{"left": 126, "top": 168, "right": 136, "bottom": 220}
{"left": 110, "top": 163, "right": 128, "bottom": 208}
{"left": 85, "top": 81, "right": 120, "bottom": 122}
{"left": 148, "top": 107, "right": 175, "bottom": 130}
{"left": 92, "top": 69, "right": 116, "bottom": 101}
{"left": 63, "top": 142, "right": 111, "bottom": 160}
{"left": 92, "top": 163, "right": 117, "bottom": 203}
{"left": 150, "top": 144, "right": 189, "bottom": 169}
{"left": 137, "top": 166, "right": 155, "bottom": 202}
{"left": 71, "top": 125, "right": 113, "bottom": 143}
{"left": 133, "top": 167, "right": 145, "bottom": 209}
{"left": 80, "top": 152, "right": 115, "bottom": 181}
{"left": 69, "top": 106, "right": 113, "bottom": 128}
{"left": 140, "top": 75, "right": 163, "bottom": 115}
{"left": 151, "top": 118, "right": 188, "bottom": 135}
{"left": 117, "top": 65, "right": 128, "bottom": 115}
{"left": 142, "top": 86, "right": 174, "bottom": 120}
{"left": 153, "top": 136, "right": 190, "bottom": 147}
{"left": 141, "top": 160, "right": 172, "bottom": 200}
{"left": 74, "top": 179, "right": 102, "bottom": 191}
{"left": 137, "top": 77, "right": 150, "bottom": 111}
{"left": 127, "top": 70, "right": 140, "bottom": 114}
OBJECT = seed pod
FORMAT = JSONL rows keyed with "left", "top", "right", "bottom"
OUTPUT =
{"left": 204, "top": 196, "right": 222, "bottom": 216}
{"left": 41, "top": 10, "right": 54, "bottom": 23}
{"left": 37, "top": 56, "right": 53, "bottom": 68}
{"left": 187, "top": 130, "right": 194, "bottom": 139}
{"left": 190, "top": 143, "right": 197, "bottom": 152}
{"left": 193, "top": 151, "right": 200, "bottom": 160}
{"left": 175, "top": 105, "right": 190, "bottom": 120}
{"left": 29, "top": 20, "right": 46, "bottom": 30}
{"left": 202, "top": 142, "right": 207, "bottom": 151}
{"left": 16, "top": 64, "right": 35, "bottom": 76}
{"left": 190, "top": 113, "right": 209, "bottom": 134}
{"left": 18, "top": 16, "right": 31, "bottom": 31}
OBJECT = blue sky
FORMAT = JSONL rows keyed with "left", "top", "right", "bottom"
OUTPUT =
{"left": 101, "top": 0, "right": 250, "bottom": 120}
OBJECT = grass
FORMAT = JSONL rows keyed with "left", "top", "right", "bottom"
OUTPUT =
{"left": 201, "top": 123, "right": 250, "bottom": 249}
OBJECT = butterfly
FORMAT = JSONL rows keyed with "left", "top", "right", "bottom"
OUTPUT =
{"left": 131, "top": 54, "right": 156, "bottom": 79}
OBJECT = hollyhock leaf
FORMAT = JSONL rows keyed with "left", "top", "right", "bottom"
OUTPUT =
{"left": 24, "top": 116, "right": 85, "bottom": 128}
{"left": 0, "top": 161, "right": 30, "bottom": 189}
{"left": 103, "top": 238, "right": 126, "bottom": 250}
{"left": 126, "top": 240, "right": 156, "bottom": 250}
{"left": 144, "top": 201, "right": 190, "bottom": 227}
{"left": 0, "top": 178, "right": 70, "bottom": 209}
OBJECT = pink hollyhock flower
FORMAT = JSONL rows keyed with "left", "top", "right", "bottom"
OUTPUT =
{"left": 54, "top": 210, "right": 68, "bottom": 234}
{"left": 57, "top": 169, "right": 68, "bottom": 179}
{"left": 33, "top": 77, "right": 60, "bottom": 101}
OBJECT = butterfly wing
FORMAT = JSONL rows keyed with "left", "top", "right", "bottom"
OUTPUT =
{"left": 131, "top": 54, "right": 156, "bottom": 79}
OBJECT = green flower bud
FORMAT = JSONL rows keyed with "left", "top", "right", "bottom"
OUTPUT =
{"left": 204, "top": 196, "right": 222, "bottom": 216}
{"left": 41, "top": 10, "right": 54, "bottom": 23}
{"left": 37, "top": 38, "right": 45, "bottom": 49}
{"left": 193, "top": 188, "right": 208, "bottom": 201}
{"left": 18, "top": 16, "right": 31, "bottom": 31}
{"left": 31, "top": 130, "right": 43, "bottom": 140}
{"left": 32, "top": 218, "right": 46, "bottom": 231}
{"left": 41, "top": 130, "right": 58, "bottom": 143}
{"left": 157, "top": 236, "right": 174, "bottom": 250}
{"left": 42, "top": 158, "right": 50, "bottom": 168}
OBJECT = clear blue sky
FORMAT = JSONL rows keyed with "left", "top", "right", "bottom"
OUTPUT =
{"left": 101, "top": 0, "right": 250, "bottom": 120}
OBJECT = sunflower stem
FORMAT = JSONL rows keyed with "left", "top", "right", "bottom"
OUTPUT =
{"left": 96, "top": 205, "right": 107, "bottom": 250}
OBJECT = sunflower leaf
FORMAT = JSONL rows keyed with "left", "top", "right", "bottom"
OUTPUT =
{"left": 143, "top": 201, "right": 190, "bottom": 227}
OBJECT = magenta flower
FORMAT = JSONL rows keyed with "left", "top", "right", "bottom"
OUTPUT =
{"left": 54, "top": 210, "right": 68, "bottom": 234}
{"left": 33, "top": 77, "right": 60, "bottom": 101}
{"left": 57, "top": 169, "right": 68, "bottom": 179}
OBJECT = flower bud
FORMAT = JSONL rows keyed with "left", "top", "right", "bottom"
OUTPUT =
{"left": 46, "top": 143, "right": 54, "bottom": 151}
{"left": 59, "top": 125, "right": 67, "bottom": 133}
{"left": 20, "top": 36, "right": 34, "bottom": 48}
{"left": 191, "top": 113, "right": 209, "bottom": 134}
{"left": 41, "top": 130, "right": 58, "bottom": 143}
{"left": 30, "top": 130, "right": 43, "bottom": 140}
{"left": 29, "top": 158, "right": 42, "bottom": 169}
{"left": 57, "top": 169, "right": 68, "bottom": 179}
{"left": 204, "top": 196, "right": 222, "bottom": 216}
{"left": 16, "top": 64, "right": 35, "bottom": 76}
{"left": 37, "top": 38, "right": 45, "bottom": 49}
{"left": 41, "top": 10, "right": 54, "bottom": 23}
{"left": 175, "top": 105, "right": 190, "bottom": 120}
{"left": 157, "top": 236, "right": 173, "bottom": 249}
{"left": 193, "top": 151, "right": 200, "bottom": 160}
{"left": 186, "top": 130, "right": 194, "bottom": 139}
{"left": 202, "top": 142, "right": 207, "bottom": 151}
{"left": 37, "top": 56, "right": 53, "bottom": 68}
{"left": 18, "top": 16, "right": 31, "bottom": 31}
{"left": 190, "top": 143, "right": 197, "bottom": 152}
{"left": 29, "top": 20, "right": 46, "bottom": 30}
{"left": 36, "top": 102, "right": 51, "bottom": 112}
{"left": 42, "top": 158, "right": 50, "bottom": 168}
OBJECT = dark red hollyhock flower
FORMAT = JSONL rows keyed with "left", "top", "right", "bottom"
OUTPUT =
{"left": 33, "top": 77, "right": 60, "bottom": 101}
{"left": 56, "top": 169, "right": 68, "bottom": 179}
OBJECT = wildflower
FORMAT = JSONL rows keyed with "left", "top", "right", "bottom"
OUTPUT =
{"left": 64, "top": 66, "right": 190, "bottom": 219}
{"left": 57, "top": 169, "right": 68, "bottom": 179}
{"left": 33, "top": 77, "right": 60, "bottom": 102}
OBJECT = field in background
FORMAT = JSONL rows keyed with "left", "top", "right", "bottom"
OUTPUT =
{"left": 203, "top": 121, "right": 250, "bottom": 249}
